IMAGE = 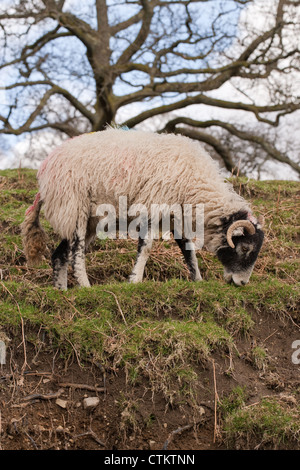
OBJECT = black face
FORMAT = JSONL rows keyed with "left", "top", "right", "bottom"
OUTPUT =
{"left": 216, "top": 211, "right": 264, "bottom": 286}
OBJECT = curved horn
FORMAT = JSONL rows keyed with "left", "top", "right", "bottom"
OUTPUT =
{"left": 226, "top": 220, "right": 256, "bottom": 249}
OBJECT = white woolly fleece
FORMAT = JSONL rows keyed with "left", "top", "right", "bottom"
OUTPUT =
{"left": 37, "top": 128, "right": 250, "bottom": 250}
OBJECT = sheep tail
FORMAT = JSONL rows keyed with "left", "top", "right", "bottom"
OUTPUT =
{"left": 21, "top": 192, "right": 47, "bottom": 266}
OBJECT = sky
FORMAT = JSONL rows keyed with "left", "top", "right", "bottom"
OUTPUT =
{"left": 0, "top": 0, "right": 299, "bottom": 180}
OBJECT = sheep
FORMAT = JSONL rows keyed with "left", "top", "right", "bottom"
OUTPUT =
{"left": 21, "top": 127, "right": 264, "bottom": 289}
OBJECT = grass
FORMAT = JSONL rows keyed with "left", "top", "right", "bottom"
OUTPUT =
{"left": 221, "top": 395, "right": 300, "bottom": 449}
{"left": 0, "top": 169, "right": 299, "bottom": 449}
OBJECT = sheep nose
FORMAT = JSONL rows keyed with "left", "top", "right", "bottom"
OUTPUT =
{"left": 240, "top": 280, "right": 246, "bottom": 285}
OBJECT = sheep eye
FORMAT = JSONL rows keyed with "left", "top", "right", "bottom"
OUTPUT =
{"left": 241, "top": 246, "right": 248, "bottom": 253}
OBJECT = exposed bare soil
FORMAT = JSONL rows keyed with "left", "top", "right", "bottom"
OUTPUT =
{"left": 1, "top": 309, "right": 299, "bottom": 451}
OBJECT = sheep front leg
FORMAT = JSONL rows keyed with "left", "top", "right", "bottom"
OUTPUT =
{"left": 129, "top": 237, "right": 153, "bottom": 283}
{"left": 70, "top": 232, "right": 91, "bottom": 288}
{"left": 174, "top": 237, "right": 202, "bottom": 281}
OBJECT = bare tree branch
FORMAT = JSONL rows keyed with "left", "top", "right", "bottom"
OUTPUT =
{"left": 122, "top": 93, "right": 300, "bottom": 128}
{"left": 116, "top": 0, "right": 155, "bottom": 66}
{"left": 161, "top": 116, "right": 300, "bottom": 173}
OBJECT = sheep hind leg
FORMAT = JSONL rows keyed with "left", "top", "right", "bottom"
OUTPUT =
{"left": 174, "top": 237, "right": 202, "bottom": 281}
{"left": 70, "top": 232, "right": 91, "bottom": 288}
{"left": 52, "top": 239, "right": 69, "bottom": 290}
{"left": 128, "top": 237, "right": 153, "bottom": 283}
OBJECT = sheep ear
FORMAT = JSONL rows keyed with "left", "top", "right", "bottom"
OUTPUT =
{"left": 231, "top": 227, "right": 244, "bottom": 237}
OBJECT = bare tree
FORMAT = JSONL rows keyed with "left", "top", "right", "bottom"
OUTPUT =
{"left": 0, "top": 0, "right": 299, "bottom": 175}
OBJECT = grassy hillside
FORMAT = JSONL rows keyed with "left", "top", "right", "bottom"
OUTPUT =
{"left": 0, "top": 169, "right": 299, "bottom": 450}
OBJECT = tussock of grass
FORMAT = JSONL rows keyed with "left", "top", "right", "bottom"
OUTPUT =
{"left": 221, "top": 396, "right": 300, "bottom": 449}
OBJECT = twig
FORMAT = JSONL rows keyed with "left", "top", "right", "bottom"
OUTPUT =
{"left": 23, "top": 371, "right": 52, "bottom": 377}
{"left": 287, "top": 313, "right": 300, "bottom": 331}
{"left": 262, "top": 329, "right": 278, "bottom": 344}
{"left": 103, "top": 290, "right": 127, "bottom": 325}
{"left": 58, "top": 382, "right": 105, "bottom": 393}
{"left": 22, "top": 388, "right": 65, "bottom": 402}
{"left": 162, "top": 418, "right": 208, "bottom": 450}
{"left": 73, "top": 430, "right": 105, "bottom": 447}
{"left": 162, "top": 424, "right": 193, "bottom": 450}
{"left": 279, "top": 268, "right": 298, "bottom": 283}
{"left": 61, "top": 294, "right": 82, "bottom": 318}
{"left": 11, "top": 401, "right": 40, "bottom": 408}
{"left": 212, "top": 360, "right": 220, "bottom": 444}
{"left": 24, "top": 431, "right": 39, "bottom": 450}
